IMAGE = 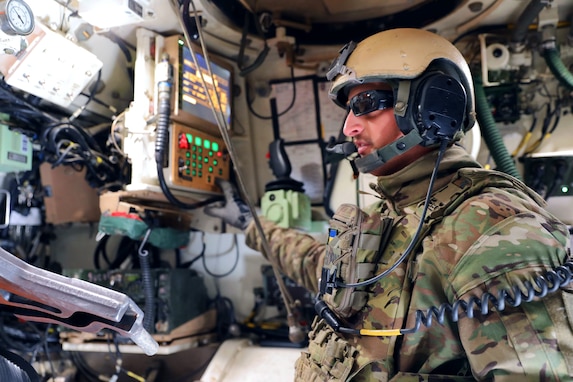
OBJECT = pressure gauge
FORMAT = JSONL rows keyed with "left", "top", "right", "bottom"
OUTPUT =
{"left": 0, "top": 0, "right": 34, "bottom": 36}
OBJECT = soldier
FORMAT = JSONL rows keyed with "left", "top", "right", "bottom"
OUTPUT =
{"left": 206, "top": 28, "right": 573, "bottom": 381}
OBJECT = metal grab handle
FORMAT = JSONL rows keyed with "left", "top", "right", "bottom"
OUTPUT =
{"left": 0, "top": 246, "right": 159, "bottom": 355}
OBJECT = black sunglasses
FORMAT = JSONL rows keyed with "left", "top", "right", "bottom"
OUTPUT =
{"left": 347, "top": 89, "right": 394, "bottom": 116}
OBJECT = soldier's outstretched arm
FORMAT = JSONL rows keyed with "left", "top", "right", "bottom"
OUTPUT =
{"left": 244, "top": 216, "right": 325, "bottom": 294}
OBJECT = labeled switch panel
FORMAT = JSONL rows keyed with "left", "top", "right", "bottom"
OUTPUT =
{"left": 166, "top": 123, "right": 230, "bottom": 195}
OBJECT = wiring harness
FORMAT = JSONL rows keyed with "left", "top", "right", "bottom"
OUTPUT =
{"left": 0, "top": 78, "right": 129, "bottom": 191}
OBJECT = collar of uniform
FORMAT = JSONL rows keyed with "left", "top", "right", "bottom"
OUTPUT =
{"left": 371, "top": 145, "right": 481, "bottom": 212}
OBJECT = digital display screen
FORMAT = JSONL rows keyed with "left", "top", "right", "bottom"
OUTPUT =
{"left": 180, "top": 45, "right": 232, "bottom": 128}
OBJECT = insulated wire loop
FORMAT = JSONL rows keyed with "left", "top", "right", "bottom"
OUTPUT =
{"left": 337, "top": 139, "right": 450, "bottom": 289}
{"left": 400, "top": 260, "right": 573, "bottom": 335}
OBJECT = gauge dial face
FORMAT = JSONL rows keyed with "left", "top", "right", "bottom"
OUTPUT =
{"left": 3, "top": 0, "right": 34, "bottom": 35}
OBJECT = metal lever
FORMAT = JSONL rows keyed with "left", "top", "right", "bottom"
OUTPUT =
{"left": 0, "top": 246, "right": 159, "bottom": 356}
{"left": 0, "top": 189, "right": 10, "bottom": 229}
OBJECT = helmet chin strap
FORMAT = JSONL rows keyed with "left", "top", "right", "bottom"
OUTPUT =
{"left": 354, "top": 129, "right": 424, "bottom": 173}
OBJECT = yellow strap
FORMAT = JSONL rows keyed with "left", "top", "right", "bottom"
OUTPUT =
{"left": 125, "top": 370, "right": 146, "bottom": 382}
{"left": 359, "top": 328, "right": 402, "bottom": 337}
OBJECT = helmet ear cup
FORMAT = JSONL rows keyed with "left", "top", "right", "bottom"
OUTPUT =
{"left": 397, "top": 72, "right": 467, "bottom": 147}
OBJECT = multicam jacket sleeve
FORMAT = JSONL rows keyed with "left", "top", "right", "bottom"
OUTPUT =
{"left": 245, "top": 216, "right": 325, "bottom": 294}
{"left": 400, "top": 186, "right": 573, "bottom": 380}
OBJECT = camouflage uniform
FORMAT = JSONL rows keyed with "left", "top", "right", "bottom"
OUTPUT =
{"left": 245, "top": 145, "right": 573, "bottom": 381}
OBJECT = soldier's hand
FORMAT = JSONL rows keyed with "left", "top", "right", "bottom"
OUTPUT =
{"left": 204, "top": 178, "right": 253, "bottom": 230}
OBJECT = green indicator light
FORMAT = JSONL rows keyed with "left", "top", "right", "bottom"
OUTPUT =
{"left": 209, "top": 151, "right": 213, "bottom": 157}
{"left": 186, "top": 169, "right": 191, "bottom": 175}
{"left": 198, "top": 171, "right": 203, "bottom": 177}
{"left": 199, "top": 147, "right": 203, "bottom": 153}
{"left": 209, "top": 166, "right": 213, "bottom": 173}
{"left": 562, "top": 186, "right": 569, "bottom": 193}
{"left": 198, "top": 163, "right": 203, "bottom": 169}
{"left": 212, "top": 142, "right": 219, "bottom": 151}
{"left": 213, "top": 160, "right": 218, "bottom": 166}
{"left": 192, "top": 154, "right": 196, "bottom": 160}
{"left": 204, "top": 140, "right": 211, "bottom": 149}
{"left": 204, "top": 157, "right": 209, "bottom": 163}
{"left": 192, "top": 162, "right": 196, "bottom": 168}
{"left": 185, "top": 160, "right": 190, "bottom": 166}
{"left": 186, "top": 133, "right": 192, "bottom": 142}
{"left": 186, "top": 152, "right": 190, "bottom": 158}
{"left": 195, "top": 136, "right": 202, "bottom": 146}
{"left": 192, "top": 170, "right": 197, "bottom": 176}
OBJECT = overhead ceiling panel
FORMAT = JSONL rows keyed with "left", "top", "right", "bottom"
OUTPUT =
{"left": 208, "top": 0, "right": 465, "bottom": 45}
{"left": 321, "top": 0, "right": 429, "bottom": 22}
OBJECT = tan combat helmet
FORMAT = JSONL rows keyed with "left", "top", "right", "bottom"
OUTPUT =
{"left": 327, "top": 28, "right": 476, "bottom": 145}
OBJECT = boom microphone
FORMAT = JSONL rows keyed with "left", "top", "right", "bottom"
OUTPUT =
{"left": 325, "top": 140, "right": 357, "bottom": 156}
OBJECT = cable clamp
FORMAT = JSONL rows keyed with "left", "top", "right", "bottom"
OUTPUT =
{"left": 319, "top": 267, "right": 337, "bottom": 295}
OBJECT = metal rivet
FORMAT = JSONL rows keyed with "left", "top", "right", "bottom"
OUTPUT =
{"left": 468, "top": 2, "right": 483, "bottom": 12}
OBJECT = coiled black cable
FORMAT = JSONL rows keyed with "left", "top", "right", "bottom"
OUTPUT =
{"left": 402, "top": 259, "right": 573, "bottom": 334}
{"left": 317, "top": 260, "right": 573, "bottom": 337}
{"left": 138, "top": 229, "right": 156, "bottom": 333}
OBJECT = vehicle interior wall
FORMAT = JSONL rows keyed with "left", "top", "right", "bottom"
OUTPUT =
{"left": 2, "top": 0, "right": 573, "bottom": 380}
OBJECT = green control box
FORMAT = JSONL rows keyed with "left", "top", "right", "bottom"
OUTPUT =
{"left": 0, "top": 124, "right": 32, "bottom": 173}
{"left": 261, "top": 189, "right": 311, "bottom": 231}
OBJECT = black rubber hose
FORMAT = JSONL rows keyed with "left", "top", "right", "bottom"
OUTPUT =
{"left": 511, "top": 0, "right": 548, "bottom": 46}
